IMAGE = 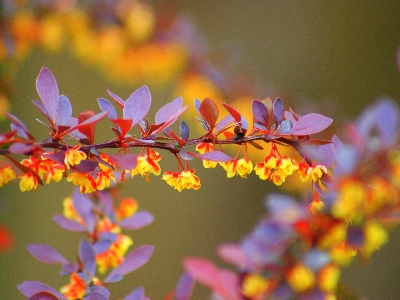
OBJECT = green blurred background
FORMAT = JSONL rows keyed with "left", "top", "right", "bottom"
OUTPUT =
{"left": 1, "top": 1, "right": 400, "bottom": 299}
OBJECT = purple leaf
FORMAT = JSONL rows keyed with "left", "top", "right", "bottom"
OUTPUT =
{"left": 98, "top": 98, "right": 118, "bottom": 120}
{"left": 43, "top": 151, "right": 66, "bottom": 165}
{"left": 376, "top": 99, "right": 400, "bottom": 146}
{"left": 79, "top": 240, "right": 96, "bottom": 277}
{"left": 252, "top": 100, "right": 269, "bottom": 127}
{"left": 289, "top": 113, "right": 333, "bottom": 135}
{"left": 176, "top": 273, "right": 194, "bottom": 300}
{"left": 72, "top": 190, "right": 95, "bottom": 232}
{"left": 84, "top": 292, "right": 108, "bottom": 300}
{"left": 217, "top": 243, "right": 249, "bottom": 268}
{"left": 61, "top": 263, "right": 79, "bottom": 275}
{"left": 9, "top": 142, "right": 35, "bottom": 154}
{"left": 215, "top": 114, "right": 235, "bottom": 133}
{"left": 32, "top": 99, "right": 52, "bottom": 124}
{"left": 56, "top": 95, "right": 72, "bottom": 126}
{"left": 93, "top": 240, "right": 113, "bottom": 254}
{"left": 108, "top": 153, "right": 137, "bottom": 170}
{"left": 179, "top": 148, "right": 194, "bottom": 161}
{"left": 119, "top": 211, "right": 154, "bottom": 230}
{"left": 180, "top": 121, "right": 189, "bottom": 140}
{"left": 36, "top": 66, "right": 59, "bottom": 124}
{"left": 196, "top": 151, "right": 232, "bottom": 162}
{"left": 52, "top": 214, "right": 86, "bottom": 232}
{"left": 277, "top": 119, "right": 292, "bottom": 134}
{"left": 155, "top": 96, "right": 183, "bottom": 124}
{"left": 18, "top": 281, "right": 65, "bottom": 299}
{"left": 70, "top": 159, "right": 99, "bottom": 173}
{"left": 27, "top": 244, "right": 68, "bottom": 264}
{"left": 273, "top": 97, "right": 284, "bottom": 126}
{"left": 123, "top": 86, "right": 152, "bottom": 127}
{"left": 107, "top": 89, "right": 125, "bottom": 108}
{"left": 7, "top": 112, "right": 31, "bottom": 139}
{"left": 124, "top": 286, "right": 145, "bottom": 300}
{"left": 105, "top": 245, "right": 154, "bottom": 283}
{"left": 97, "top": 191, "right": 114, "bottom": 215}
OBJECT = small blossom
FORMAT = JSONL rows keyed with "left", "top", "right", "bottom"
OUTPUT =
{"left": 96, "top": 234, "right": 133, "bottom": 273}
{"left": 19, "top": 173, "right": 38, "bottom": 192}
{"left": 131, "top": 149, "right": 161, "bottom": 178}
{"left": 318, "top": 264, "right": 340, "bottom": 293}
{"left": 162, "top": 171, "right": 180, "bottom": 189}
{"left": 0, "top": 166, "right": 16, "bottom": 187}
{"left": 96, "top": 170, "right": 116, "bottom": 190}
{"left": 64, "top": 145, "right": 87, "bottom": 169}
{"left": 297, "top": 161, "right": 310, "bottom": 182}
{"left": 286, "top": 263, "right": 315, "bottom": 293}
{"left": 220, "top": 159, "right": 237, "bottom": 178}
{"left": 308, "top": 164, "right": 328, "bottom": 182}
{"left": 264, "top": 153, "right": 278, "bottom": 169}
{"left": 177, "top": 169, "right": 201, "bottom": 191}
{"left": 277, "top": 156, "right": 299, "bottom": 176}
{"left": 361, "top": 220, "right": 388, "bottom": 258}
{"left": 254, "top": 161, "right": 272, "bottom": 180}
{"left": 67, "top": 172, "right": 97, "bottom": 193}
{"left": 271, "top": 169, "right": 286, "bottom": 186}
{"left": 115, "top": 198, "right": 138, "bottom": 220}
{"left": 330, "top": 242, "right": 357, "bottom": 267}
{"left": 60, "top": 272, "right": 86, "bottom": 299}
{"left": 196, "top": 142, "right": 217, "bottom": 168}
{"left": 241, "top": 273, "right": 270, "bottom": 298}
{"left": 44, "top": 162, "right": 65, "bottom": 184}
{"left": 236, "top": 158, "right": 253, "bottom": 178}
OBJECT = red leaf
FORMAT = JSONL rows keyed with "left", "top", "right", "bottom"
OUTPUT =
{"left": 61, "top": 111, "right": 108, "bottom": 138}
{"left": 36, "top": 67, "right": 59, "bottom": 124}
{"left": 107, "top": 89, "right": 125, "bottom": 108}
{"left": 77, "top": 111, "right": 96, "bottom": 144}
{"left": 112, "top": 118, "right": 134, "bottom": 138}
{"left": 199, "top": 98, "right": 219, "bottom": 129}
{"left": 183, "top": 257, "right": 218, "bottom": 288}
{"left": 222, "top": 103, "right": 241, "bottom": 124}
{"left": 0, "top": 225, "right": 14, "bottom": 252}
{"left": 123, "top": 86, "right": 152, "bottom": 127}
{"left": 289, "top": 113, "right": 333, "bottom": 135}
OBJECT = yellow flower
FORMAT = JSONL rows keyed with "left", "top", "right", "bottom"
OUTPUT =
{"left": 331, "top": 179, "right": 365, "bottom": 221}
{"left": 264, "top": 153, "right": 278, "bottom": 169}
{"left": 319, "top": 264, "right": 340, "bottom": 293}
{"left": 0, "top": 166, "right": 16, "bottom": 187}
{"left": 361, "top": 220, "right": 388, "bottom": 258}
{"left": 96, "top": 170, "right": 116, "bottom": 190}
{"left": 297, "top": 161, "right": 310, "bottom": 182}
{"left": 115, "top": 198, "right": 138, "bottom": 220}
{"left": 19, "top": 173, "right": 38, "bottom": 192}
{"left": 330, "top": 242, "right": 357, "bottom": 267}
{"left": 44, "top": 162, "right": 65, "bottom": 184}
{"left": 286, "top": 263, "right": 315, "bottom": 293}
{"left": 236, "top": 158, "right": 253, "bottom": 178}
{"left": 96, "top": 234, "right": 133, "bottom": 274}
{"left": 220, "top": 159, "right": 237, "bottom": 178}
{"left": 254, "top": 161, "right": 272, "bottom": 180}
{"left": 271, "top": 169, "right": 286, "bottom": 186}
{"left": 308, "top": 164, "right": 328, "bottom": 182}
{"left": 162, "top": 171, "right": 180, "bottom": 189}
{"left": 177, "top": 169, "right": 201, "bottom": 191}
{"left": 67, "top": 172, "right": 96, "bottom": 194}
{"left": 64, "top": 145, "right": 87, "bottom": 169}
{"left": 241, "top": 273, "right": 270, "bottom": 298}
{"left": 196, "top": 142, "right": 218, "bottom": 168}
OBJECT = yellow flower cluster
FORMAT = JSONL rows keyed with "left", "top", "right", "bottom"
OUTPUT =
{"left": 162, "top": 169, "right": 201, "bottom": 192}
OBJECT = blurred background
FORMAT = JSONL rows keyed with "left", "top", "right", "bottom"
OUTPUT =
{"left": 0, "top": 1, "right": 400, "bottom": 299}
